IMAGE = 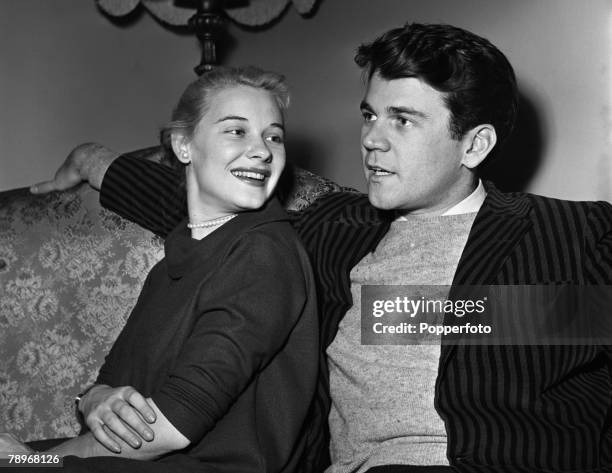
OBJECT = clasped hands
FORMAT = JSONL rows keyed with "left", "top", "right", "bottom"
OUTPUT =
{"left": 79, "top": 384, "right": 157, "bottom": 454}
{"left": 2, "top": 385, "right": 157, "bottom": 457}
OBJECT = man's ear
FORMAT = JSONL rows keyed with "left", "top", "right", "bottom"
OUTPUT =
{"left": 170, "top": 133, "right": 191, "bottom": 164}
{"left": 461, "top": 124, "right": 497, "bottom": 169}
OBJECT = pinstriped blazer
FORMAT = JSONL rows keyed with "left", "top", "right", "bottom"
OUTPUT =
{"left": 101, "top": 157, "right": 612, "bottom": 473}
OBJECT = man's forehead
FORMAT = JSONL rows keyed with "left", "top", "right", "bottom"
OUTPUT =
{"left": 363, "top": 74, "right": 448, "bottom": 112}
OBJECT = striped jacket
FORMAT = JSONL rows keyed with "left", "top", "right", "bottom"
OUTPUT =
{"left": 101, "top": 157, "right": 612, "bottom": 472}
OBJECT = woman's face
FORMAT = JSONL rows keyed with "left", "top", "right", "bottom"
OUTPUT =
{"left": 181, "top": 85, "right": 286, "bottom": 218}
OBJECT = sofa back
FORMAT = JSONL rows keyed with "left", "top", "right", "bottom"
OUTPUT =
{"left": 0, "top": 164, "right": 341, "bottom": 441}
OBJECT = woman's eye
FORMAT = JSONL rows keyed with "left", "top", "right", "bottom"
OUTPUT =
{"left": 227, "top": 129, "right": 245, "bottom": 136}
{"left": 266, "top": 134, "right": 284, "bottom": 144}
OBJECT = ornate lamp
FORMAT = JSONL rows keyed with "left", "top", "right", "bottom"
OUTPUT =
{"left": 96, "top": 0, "right": 318, "bottom": 74}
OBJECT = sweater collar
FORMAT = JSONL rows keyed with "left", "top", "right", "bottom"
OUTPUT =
{"left": 165, "top": 198, "right": 289, "bottom": 279}
{"left": 330, "top": 180, "right": 529, "bottom": 226}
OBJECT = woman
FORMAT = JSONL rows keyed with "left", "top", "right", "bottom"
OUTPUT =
{"left": 1, "top": 66, "right": 319, "bottom": 472}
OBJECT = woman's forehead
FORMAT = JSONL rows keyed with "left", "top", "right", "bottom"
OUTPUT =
{"left": 203, "top": 85, "right": 283, "bottom": 123}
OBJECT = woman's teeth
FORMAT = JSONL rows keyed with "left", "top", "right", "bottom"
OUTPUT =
{"left": 232, "top": 170, "right": 265, "bottom": 181}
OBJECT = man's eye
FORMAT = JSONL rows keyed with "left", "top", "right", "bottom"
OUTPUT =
{"left": 362, "top": 111, "right": 376, "bottom": 122}
{"left": 395, "top": 116, "right": 413, "bottom": 128}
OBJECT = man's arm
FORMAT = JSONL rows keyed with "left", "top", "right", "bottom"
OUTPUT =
{"left": 32, "top": 143, "right": 187, "bottom": 238}
{"left": 98, "top": 153, "right": 186, "bottom": 238}
{"left": 585, "top": 201, "right": 612, "bottom": 284}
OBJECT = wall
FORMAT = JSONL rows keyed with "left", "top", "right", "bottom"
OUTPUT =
{"left": 1, "top": 0, "right": 610, "bottom": 201}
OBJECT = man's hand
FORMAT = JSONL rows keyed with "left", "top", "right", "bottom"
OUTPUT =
{"left": 79, "top": 385, "right": 157, "bottom": 454}
{"left": 30, "top": 143, "right": 119, "bottom": 194}
{"left": 0, "top": 433, "right": 34, "bottom": 458}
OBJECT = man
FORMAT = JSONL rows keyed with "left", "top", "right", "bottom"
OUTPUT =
{"left": 29, "top": 23, "right": 612, "bottom": 472}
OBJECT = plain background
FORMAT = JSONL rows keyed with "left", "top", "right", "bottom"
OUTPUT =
{"left": 1, "top": 0, "right": 610, "bottom": 201}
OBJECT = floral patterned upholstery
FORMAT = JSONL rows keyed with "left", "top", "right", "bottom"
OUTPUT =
{"left": 0, "top": 162, "right": 343, "bottom": 442}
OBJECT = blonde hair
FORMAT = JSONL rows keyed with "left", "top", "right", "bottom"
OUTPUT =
{"left": 159, "top": 66, "right": 290, "bottom": 171}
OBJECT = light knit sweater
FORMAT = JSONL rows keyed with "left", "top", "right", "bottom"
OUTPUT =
{"left": 326, "top": 212, "right": 477, "bottom": 473}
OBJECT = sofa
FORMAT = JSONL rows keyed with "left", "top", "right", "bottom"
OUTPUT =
{"left": 0, "top": 151, "right": 343, "bottom": 442}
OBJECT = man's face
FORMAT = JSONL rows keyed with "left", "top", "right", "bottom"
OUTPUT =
{"left": 360, "top": 73, "right": 475, "bottom": 215}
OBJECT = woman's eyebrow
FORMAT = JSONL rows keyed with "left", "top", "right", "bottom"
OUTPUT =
{"left": 215, "top": 115, "right": 247, "bottom": 123}
{"left": 214, "top": 116, "right": 284, "bottom": 131}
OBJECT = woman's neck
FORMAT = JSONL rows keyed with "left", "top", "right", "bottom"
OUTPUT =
{"left": 185, "top": 181, "right": 236, "bottom": 240}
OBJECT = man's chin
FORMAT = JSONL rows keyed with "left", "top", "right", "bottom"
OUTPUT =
{"left": 366, "top": 191, "right": 398, "bottom": 210}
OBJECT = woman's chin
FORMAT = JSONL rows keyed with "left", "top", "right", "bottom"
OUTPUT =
{"left": 232, "top": 194, "right": 270, "bottom": 212}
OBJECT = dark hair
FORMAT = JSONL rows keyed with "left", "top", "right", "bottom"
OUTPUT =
{"left": 159, "top": 66, "right": 290, "bottom": 171}
{"left": 355, "top": 23, "right": 518, "bottom": 149}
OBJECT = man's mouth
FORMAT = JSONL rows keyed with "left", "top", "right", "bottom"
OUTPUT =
{"left": 367, "top": 165, "right": 394, "bottom": 177}
{"left": 230, "top": 168, "right": 271, "bottom": 183}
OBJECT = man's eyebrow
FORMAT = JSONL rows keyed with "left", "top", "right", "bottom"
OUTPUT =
{"left": 387, "top": 106, "right": 428, "bottom": 119}
{"left": 359, "top": 101, "right": 428, "bottom": 120}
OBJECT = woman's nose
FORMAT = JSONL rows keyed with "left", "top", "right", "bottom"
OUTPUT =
{"left": 248, "top": 139, "right": 273, "bottom": 162}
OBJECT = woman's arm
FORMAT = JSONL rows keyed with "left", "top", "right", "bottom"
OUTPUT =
{"left": 76, "top": 225, "right": 314, "bottom": 457}
{"left": 149, "top": 229, "right": 314, "bottom": 444}
{"left": 78, "top": 385, "right": 157, "bottom": 453}
{"left": 47, "top": 399, "right": 188, "bottom": 460}
{"left": 0, "top": 400, "right": 186, "bottom": 461}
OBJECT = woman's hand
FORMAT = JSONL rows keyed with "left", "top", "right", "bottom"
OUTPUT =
{"left": 0, "top": 433, "right": 34, "bottom": 458}
{"left": 79, "top": 384, "right": 157, "bottom": 453}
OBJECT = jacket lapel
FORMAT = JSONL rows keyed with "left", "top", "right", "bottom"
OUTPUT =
{"left": 452, "top": 182, "right": 533, "bottom": 285}
{"left": 438, "top": 182, "right": 534, "bottom": 373}
{"left": 317, "top": 199, "right": 392, "bottom": 350}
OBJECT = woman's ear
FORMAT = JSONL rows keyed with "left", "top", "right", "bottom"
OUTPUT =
{"left": 171, "top": 133, "right": 191, "bottom": 164}
{"left": 461, "top": 124, "right": 497, "bottom": 169}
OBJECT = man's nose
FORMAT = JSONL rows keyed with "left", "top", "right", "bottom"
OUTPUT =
{"left": 362, "top": 123, "right": 390, "bottom": 152}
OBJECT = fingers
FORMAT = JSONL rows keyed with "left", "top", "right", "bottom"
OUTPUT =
{"left": 83, "top": 386, "right": 156, "bottom": 450}
{"left": 30, "top": 146, "right": 88, "bottom": 194}
{"left": 30, "top": 180, "right": 58, "bottom": 194}
{"left": 125, "top": 388, "right": 157, "bottom": 424}
{"left": 90, "top": 421, "right": 121, "bottom": 454}
{"left": 112, "top": 398, "right": 154, "bottom": 443}
{"left": 102, "top": 408, "right": 144, "bottom": 449}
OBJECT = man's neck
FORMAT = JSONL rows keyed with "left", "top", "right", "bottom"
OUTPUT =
{"left": 395, "top": 179, "right": 486, "bottom": 220}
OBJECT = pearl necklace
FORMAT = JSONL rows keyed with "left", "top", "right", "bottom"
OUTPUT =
{"left": 187, "top": 214, "right": 237, "bottom": 229}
